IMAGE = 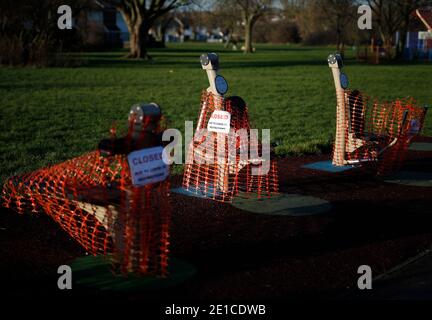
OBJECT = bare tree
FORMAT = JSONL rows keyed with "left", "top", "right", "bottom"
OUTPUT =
{"left": 210, "top": 2, "right": 242, "bottom": 49}
{"left": 280, "top": 0, "right": 306, "bottom": 18}
{"left": 319, "top": 0, "right": 356, "bottom": 54}
{"left": 367, "top": 0, "right": 431, "bottom": 59}
{"left": 232, "top": 0, "right": 273, "bottom": 53}
{"left": 0, "top": 0, "right": 92, "bottom": 65}
{"left": 106, "top": 0, "right": 188, "bottom": 59}
{"left": 367, "top": 0, "right": 404, "bottom": 58}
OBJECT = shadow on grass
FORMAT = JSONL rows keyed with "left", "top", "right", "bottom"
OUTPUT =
{"left": 82, "top": 55, "right": 353, "bottom": 69}
{"left": 77, "top": 45, "right": 431, "bottom": 70}
{"left": 84, "top": 55, "right": 429, "bottom": 70}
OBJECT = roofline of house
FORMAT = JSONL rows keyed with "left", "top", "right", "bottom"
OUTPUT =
{"left": 416, "top": 9, "right": 432, "bottom": 31}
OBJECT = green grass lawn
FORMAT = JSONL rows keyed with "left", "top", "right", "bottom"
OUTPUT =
{"left": 1, "top": 43, "right": 431, "bottom": 181}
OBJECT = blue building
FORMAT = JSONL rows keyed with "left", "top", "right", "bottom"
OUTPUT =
{"left": 405, "top": 8, "right": 432, "bottom": 61}
{"left": 80, "top": 1, "right": 129, "bottom": 49}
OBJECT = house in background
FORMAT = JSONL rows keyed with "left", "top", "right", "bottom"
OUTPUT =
{"left": 405, "top": 8, "right": 432, "bottom": 61}
{"left": 76, "top": 5, "right": 228, "bottom": 49}
{"left": 151, "top": 12, "right": 225, "bottom": 44}
{"left": 163, "top": 17, "right": 185, "bottom": 43}
{"left": 77, "top": 1, "right": 129, "bottom": 49}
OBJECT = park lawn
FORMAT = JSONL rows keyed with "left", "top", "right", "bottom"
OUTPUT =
{"left": 1, "top": 43, "right": 431, "bottom": 181}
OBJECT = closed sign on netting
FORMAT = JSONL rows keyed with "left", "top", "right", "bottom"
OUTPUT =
{"left": 183, "top": 91, "right": 279, "bottom": 202}
{"left": 2, "top": 104, "right": 171, "bottom": 277}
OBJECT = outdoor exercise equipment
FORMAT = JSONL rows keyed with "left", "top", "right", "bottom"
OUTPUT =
{"left": 2, "top": 103, "right": 171, "bottom": 277}
{"left": 181, "top": 53, "right": 279, "bottom": 202}
{"left": 328, "top": 53, "right": 428, "bottom": 175}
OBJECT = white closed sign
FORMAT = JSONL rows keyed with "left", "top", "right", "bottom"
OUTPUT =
{"left": 207, "top": 110, "right": 231, "bottom": 134}
{"left": 127, "top": 146, "right": 169, "bottom": 187}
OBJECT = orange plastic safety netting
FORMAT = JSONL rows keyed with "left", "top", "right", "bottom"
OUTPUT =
{"left": 333, "top": 90, "right": 428, "bottom": 175}
{"left": 183, "top": 91, "right": 279, "bottom": 202}
{"left": 2, "top": 107, "right": 170, "bottom": 276}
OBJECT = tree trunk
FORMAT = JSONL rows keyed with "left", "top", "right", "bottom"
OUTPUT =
{"left": 397, "top": 15, "right": 411, "bottom": 60}
{"left": 336, "top": 16, "right": 342, "bottom": 54}
{"left": 384, "top": 37, "right": 392, "bottom": 60}
{"left": 138, "top": 22, "right": 151, "bottom": 59}
{"left": 161, "top": 25, "right": 167, "bottom": 46}
{"left": 126, "top": 18, "right": 151, "bottom": 59}
{"left": 224, "top": 31, "right": 232, "bottom": 49}
{"left": 244, "top": 19, "right": 254, "bottom": 53}
{"left": 397, "top": 31, "right": 406, "bottom": 59}
{"left": 128, "top": 24, "right": 139, "bottom": 58}
{"left": 336, "top": 29, "right": 344, "bottom": 56}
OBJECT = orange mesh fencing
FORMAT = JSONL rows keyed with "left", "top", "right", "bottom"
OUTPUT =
{"left": 333, "top": 90, "right": 427, "bottom": 175}
{"left": 183, "top": 91, "right": 279, "bottom": 202}
{"left": 2, "top": 111, "right": 170, "bottom": 277}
